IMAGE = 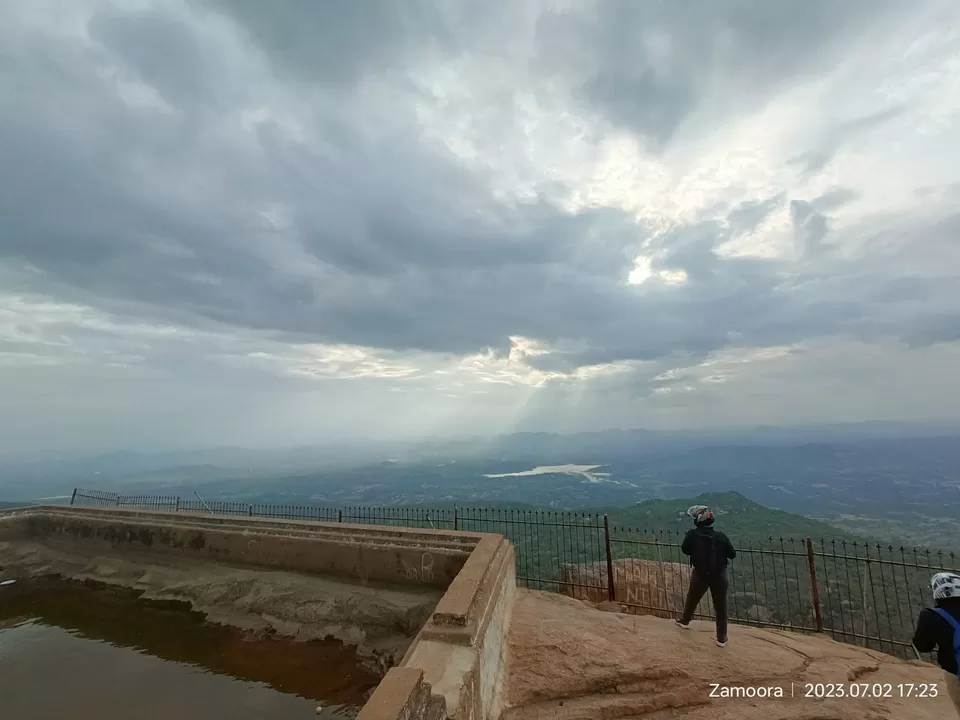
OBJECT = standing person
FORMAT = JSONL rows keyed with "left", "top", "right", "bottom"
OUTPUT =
{"left": 675, "top": 505, "right": 736, "bottom": 647}
{"left": 912, "top": 572, "right": 960, "bottom": 715}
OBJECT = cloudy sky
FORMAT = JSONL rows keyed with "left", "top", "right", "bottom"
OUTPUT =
{"left": 2, "top": 0, "right": 959, "bottom": 454}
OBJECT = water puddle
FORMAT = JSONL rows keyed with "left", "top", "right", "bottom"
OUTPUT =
{"left": 0, "top": 577, "right": 380, "bottom": 719}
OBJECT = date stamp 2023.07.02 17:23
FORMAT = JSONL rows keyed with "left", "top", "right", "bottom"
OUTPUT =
{"left": 707, "top": 682, "right": 942, "bottom": 701}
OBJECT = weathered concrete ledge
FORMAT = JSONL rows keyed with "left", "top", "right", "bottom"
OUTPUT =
{"left": 357, "top": 667, "right": 445, "bottom": 720}
{"left": 389, "top": 535, "right": 516, "bottom": 720}
{"left": 0, "top": 505, "right": 516, "bottom": 720}
{"left": 0, "top": 506, "right": 474, "bottom": 588}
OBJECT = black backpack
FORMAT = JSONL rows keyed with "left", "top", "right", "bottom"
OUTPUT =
{"left": 693, "top": 528, "right": 719, "bottom": 576}
{"left": 934, "top": 608, "right": 960, "bottom": 678}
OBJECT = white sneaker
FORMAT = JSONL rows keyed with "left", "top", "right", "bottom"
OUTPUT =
{"left": 716, "top": 638, "right": 727, "bottom": 647}
{"left": 675, "top": 619, "right": 690, "bottom": 629}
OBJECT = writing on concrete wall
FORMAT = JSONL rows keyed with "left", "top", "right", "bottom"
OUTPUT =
{"left": 421, "top": 552, "right": 434, "bottom": 582}
{"left": 400, "top": 552, "right": 435, "bottom": 582}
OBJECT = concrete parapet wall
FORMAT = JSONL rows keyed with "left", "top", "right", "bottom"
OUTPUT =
{"left": 0, "top": 506, "right": 473, "bottom": 588}
{"left": 402, "top": 536, "right": 516, "bottom": 719}
{"left": 357, "top": 667, "right": 445, "bottom": 720}
{"left": 0, "top": 505, "right": 517, "bottom": 720}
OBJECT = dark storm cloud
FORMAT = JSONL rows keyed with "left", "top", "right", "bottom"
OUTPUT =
{"left": 88, "top": 8, "right": 207, "bottom": 105}
{"left": 534, "top": 0, "right": 900, "bottom": 148}
{"left": 203, "top": 0, "right": 454, "bottom": 86}
{"left": 901, "top": 314, "right": 960, "bottom": 347}
{"left": 0, "top": 1, "right": 656, "bottom": 360}
{"left": 790, "top": 106, "right": 906, "bottom": 175}
{"left": 727, "top": 194, "right": 785, "bottom": 236}
{"left": 810, "top": 188, "right": 860, "bottom": 213}
{"left": 788, "top": 188, "right": 860, "bottom": 255}
{"left": 0, "top": 0, "right": 958, "bottom": 390}
{"left": 790, "top": 200, "right": 829, "bottom": 253}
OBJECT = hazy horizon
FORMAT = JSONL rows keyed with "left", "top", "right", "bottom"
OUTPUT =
{"left": 3, "top": 420, "right": 959, "bottom": 466}
{"left": 2, "top": 1, "right": 960, "bottom": 455}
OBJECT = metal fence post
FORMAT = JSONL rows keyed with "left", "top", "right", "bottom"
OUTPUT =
{"left": 338, "top": 509, "right": 343, "bottom": 523}
{"left": 70, "top": 488, "right": 77, "bottom": 506}
{"left": 862, "top": 555, "right": 873, "bottom": 648}
{"left": 603, "top": 514, "right": 615, "bottom": 602}
{"left": 806, "top": 537, "right": 824, "bottom": 632}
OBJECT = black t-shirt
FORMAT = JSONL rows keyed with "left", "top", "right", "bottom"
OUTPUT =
{"left": 681, "top": 526, "right": 736, "bottom": 576}
{"left": 913, "top": 599, "right": 960, "bottom": 674}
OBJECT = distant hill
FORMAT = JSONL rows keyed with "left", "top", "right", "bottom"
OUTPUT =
{"left": 19, "top": 430, "right": 957, "bottom": 549}
{"left": 605, "top": 491, "right": 859, "bottom": 543}
{"left": 0, "top": 500, "right": 35, "bottom": 510}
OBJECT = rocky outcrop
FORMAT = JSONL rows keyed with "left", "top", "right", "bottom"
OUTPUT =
{"left": 559, "top": 558, "right": 713, "bottom": 619}
{"left": 504, "top": 589, "right": 952, "bottom": 719}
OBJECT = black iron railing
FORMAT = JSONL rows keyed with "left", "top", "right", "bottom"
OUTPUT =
{"left": 68, "top": 488, "right": 956, "bottom": 662}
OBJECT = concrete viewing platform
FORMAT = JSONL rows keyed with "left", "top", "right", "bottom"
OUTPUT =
{"left": 1, "top": 505, "right": 953, "bottom": 720}
{"left": 0, "top": 504, "right": 514, "bottom": 720}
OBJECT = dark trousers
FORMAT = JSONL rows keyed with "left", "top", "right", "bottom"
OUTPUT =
{"left": 680, "top": 569, "right": 729, "bottom": 641}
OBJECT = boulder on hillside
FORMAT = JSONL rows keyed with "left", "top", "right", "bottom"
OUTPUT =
{"left": 559, "top": 558, "right": 714, "bottom": 619}
{"left": 746, "top": 604, "right": 771, "bottom": 623}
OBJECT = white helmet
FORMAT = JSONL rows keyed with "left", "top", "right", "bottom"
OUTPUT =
{"left": 931, "top": 572, "right": 960, "bottom": 600}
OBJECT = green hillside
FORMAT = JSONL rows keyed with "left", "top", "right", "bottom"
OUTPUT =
{"left": 605, "top": 491, "right": 859, "bottom": 543}
{"left": 449, "top": 491, "right": 869, "bottom": 611}
{"left": 587, "top": 492, "right": 939, "bottom": 660}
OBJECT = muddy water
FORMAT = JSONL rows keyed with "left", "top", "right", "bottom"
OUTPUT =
{"left": 0, "top": 578, "right": 380, "bottom": 719}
